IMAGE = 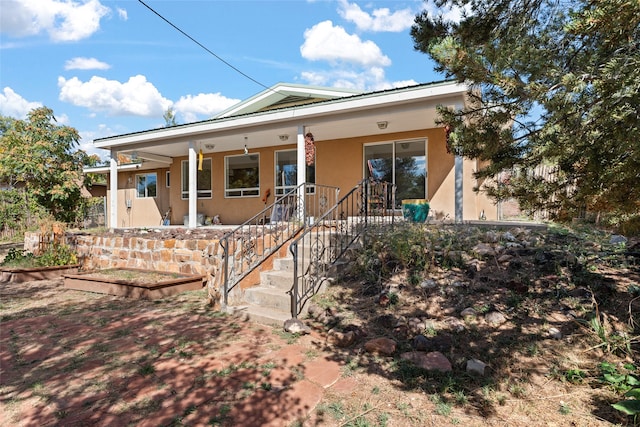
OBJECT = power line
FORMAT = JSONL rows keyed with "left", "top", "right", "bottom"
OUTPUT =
{"left": 137, "top": 0, "right": 270, "bottom": 91}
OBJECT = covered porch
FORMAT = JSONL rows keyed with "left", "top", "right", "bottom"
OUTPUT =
{"left": 85, "top": 81, "right": 489, "bottom": 229}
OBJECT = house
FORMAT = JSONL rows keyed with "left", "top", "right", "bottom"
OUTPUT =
{"left": 85, "top": 80, "right": 498, "bottom": 228}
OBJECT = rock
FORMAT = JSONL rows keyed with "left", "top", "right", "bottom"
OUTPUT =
{"left": 419, "top": 279, "right": 437, "bottom": 289}
{"left": 444, "top": 317, "right": 465, "bottom": 332}
{"left": 283, "top": 318, "right": 311, "bottom": 334}
{"left": 328, "top": 330, "right": 356, "bottom": 347}
{"left": 460, "top": 307, "right": 477, "bottom": 318}
{"left": 393, "top": 324, "right": 410, "bottom": 340}
{"left": 364, "top": 337, "right": 397, "bottom": 355}
{"left": 409, "top": 322, "right": 426, "bottom": 335}
{"left": 502, "top": 231, "right": 517, "bottom": 242}
{"left": 548, "top": 327, "right": 563, "bottom": 340}
{"left": 485, "top": 311, "right": 507, "bottom": 326}
{"left": 466, "top": 358, "right": 488, "bottom": 375}
{"left": 610, "top": 235, "right": 627, "bottom": 245}
{"left": 485, "top": 231, "right": 499, "bottom": 243}
{"left": 497, "top": 254, "right": 513, "bottom": 263}
{"left": 343, "top": 324, "right": 368, "bottom": 339}
{"left": 400, "top": 351, "right": 452, "bottom": 372}
{"left": 412, "top": 334, "right": 430, "bottom": 351}
{"left": 473, "top": 243, "right": 495, "bottom": 257}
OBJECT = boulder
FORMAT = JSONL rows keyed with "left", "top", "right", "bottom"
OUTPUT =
{"left": 466, "top": 358, "right": 488, "bottom": 375}
{"left": 400, "top": 351, "right": 452, "bottom": 372}
{"left": 485, "top": 311, "right": 507, "bottom": 326}
{"left": 364, "top": 337, "right": 397, "bottom": 355}
{"left": 327, "top": 330, "right": 356, "bottom": 347}
{"left": 283, "top": 318, "right": 311, "bottom": 334}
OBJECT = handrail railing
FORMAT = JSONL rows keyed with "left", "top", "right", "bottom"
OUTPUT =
{"left": 219, "top": 182, "right": 340, "bottom": 308}
{"left": 288, "top": 179, "right": 395, "bottom": 318}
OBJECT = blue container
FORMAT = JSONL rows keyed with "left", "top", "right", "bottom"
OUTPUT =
{"left": 402, "top": 199, "right": 430, "bottom": 223}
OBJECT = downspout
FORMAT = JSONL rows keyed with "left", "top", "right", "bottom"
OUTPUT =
{"left": 188, "top": 142, "right": 198, "bottom": 228}
{"left": 109, "top": 153, "right": 118, "bottom": 229}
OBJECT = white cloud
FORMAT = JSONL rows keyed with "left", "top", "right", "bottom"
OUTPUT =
{"left": 421, "top": 1, "right": 468, "bottom": 24}
{"left": 64, "top": 57, "right": 110, "bottom": 70}
{"left": 79, "top": 124, "right": 116, "bottom": 160}
{"left": 117, "top": 7, "right": 127, "bottom": 20}
{"left": 301, "top": 20, "right": 390, "bottom": 67}
{"left": 337, "top": 0, "right": 415, "bottom": 32}
{"left": 58, "top": 75, "right": 172, "bottom": 117}
{"left": 0, "top": 87, "right": 42, "bottom": 119}
{"left": 300, "top": 67, "right": 416, "bottom": 92}
{"left": 174, "top": 93, "right": 240, "bottom": 123}
{"left": 55, "top": 112, "right": 70, "bottom": 124}
{"left": 0, "top": 0, "right": 109, "bottom": 42}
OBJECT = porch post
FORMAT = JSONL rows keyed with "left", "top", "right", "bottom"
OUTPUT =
{"left": 454, "top": 102, "right": 464, "bottom": 223}
{"left": 454, "top": 154, "right": 463, "bottom": 223}
{"left": 109, "top": 152, "right": 118, "bottom": 229}
{"left": 296, "top": 125, "right": 306, "bottom": 221}
{"left": 188, "top": 142, "right": 197, "bottom": 228}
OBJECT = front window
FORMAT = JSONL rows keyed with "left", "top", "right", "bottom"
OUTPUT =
{"left": 275, "top": 150, "right": 316, "bottom": 196}
{"left": 226, "top": 154, "right": 260, "bottom": 197}
{"left": 181, "top": 158, "right": 212, "bottom": 199}
{"left": 364, "top": 140, "right": 426, "bottom": 207}
{"left": 136, "top": 173, "right": 157, "bottom": 198}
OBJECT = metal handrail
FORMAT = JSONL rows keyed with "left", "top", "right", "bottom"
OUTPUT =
{"left": 219, "top": 182, "right": 340, "bottom": 307}
{"left": 288, "top": 179, "right": 395, "bottom": 318}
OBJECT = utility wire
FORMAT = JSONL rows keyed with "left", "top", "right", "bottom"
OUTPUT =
{"left": 137, "top": 0, "right": 270, "bottom": 91}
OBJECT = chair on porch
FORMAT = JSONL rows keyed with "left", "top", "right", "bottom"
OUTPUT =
{"left": 270, "top": 193, "right": 297, "bottom": 223}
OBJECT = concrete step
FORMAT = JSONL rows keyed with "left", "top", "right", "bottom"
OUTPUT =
{"left": 273, "top": 257, "right": 299, "bottom": 272}
{"left": 244, "top": 285, "right": 291, "bottom": 312}
{"left": 260, "top": 269, "right": 294, "bottom": 290}
{"left": 224, "top": 304, "right": 290, "bottom": 327}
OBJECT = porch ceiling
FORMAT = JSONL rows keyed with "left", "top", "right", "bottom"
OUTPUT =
{"left": 93, "top": 83, "right": 466, "bottom": 167}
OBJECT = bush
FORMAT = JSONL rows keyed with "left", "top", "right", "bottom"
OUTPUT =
{"left": 1, "top": 244, "right": 77, "bottom": 268}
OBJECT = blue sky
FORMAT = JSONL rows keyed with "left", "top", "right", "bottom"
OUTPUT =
{"left": 0, "top": 0, "right": 462, "bottom": 159}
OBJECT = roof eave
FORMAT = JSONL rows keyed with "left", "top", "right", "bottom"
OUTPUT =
{"left": 94, "top": 81, "right": 468, "bottom": 150}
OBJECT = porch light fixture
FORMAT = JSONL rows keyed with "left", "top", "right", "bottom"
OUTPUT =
{"left": 377, "top": 121, "right": 388, "bottom": 130}
{"left": 205, "top": 143, "right": 215, "bottom": 150}
{"left": 244, "top": 144, "right": 249, "bottom": 155}
{"left": 279, "top": 134, "right": 289, "bottom": 141}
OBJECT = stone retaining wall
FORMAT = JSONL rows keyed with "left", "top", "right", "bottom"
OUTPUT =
{"left": 25, "top": 232, "right": 225, "bottom": 290}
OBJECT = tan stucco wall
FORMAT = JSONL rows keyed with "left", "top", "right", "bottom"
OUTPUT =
{"left": 107, "top": 168, "right": 170, "bottom": 228}
{"left": 108, "top": 128, "right": 497, "bottom": 226}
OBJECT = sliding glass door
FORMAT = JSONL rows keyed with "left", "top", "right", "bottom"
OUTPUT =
{"left": 364, "top": 140, "right": 426, "bottom": 207}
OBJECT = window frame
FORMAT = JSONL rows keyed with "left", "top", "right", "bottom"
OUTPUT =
{"left": 180, "top": 158, "right": 212, "bottom": 199}
{"left": 225, "top": 153, "right": 260, "bottom": 198}
{"left": 135, "top": 172, "right": 158, "bottom": 199}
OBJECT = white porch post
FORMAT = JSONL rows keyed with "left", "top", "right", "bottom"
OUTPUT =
{"left": 188, "top": 142, "right": 197, "bottom": 228}
{"left": 454, "top": 155, "right": 463, "bottom": 223}
{"left": 109, "top": 153, "right": 118, "bottom": 229}
{"left": 454, "top": 103, "right": 464, "bottom": 223}
{"left": 296, "top": 125, "right": 306, "bottom": 221}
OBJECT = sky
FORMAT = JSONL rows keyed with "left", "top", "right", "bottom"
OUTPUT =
{"left": 0, "top": 0, "right": 461, "bottom": 160}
